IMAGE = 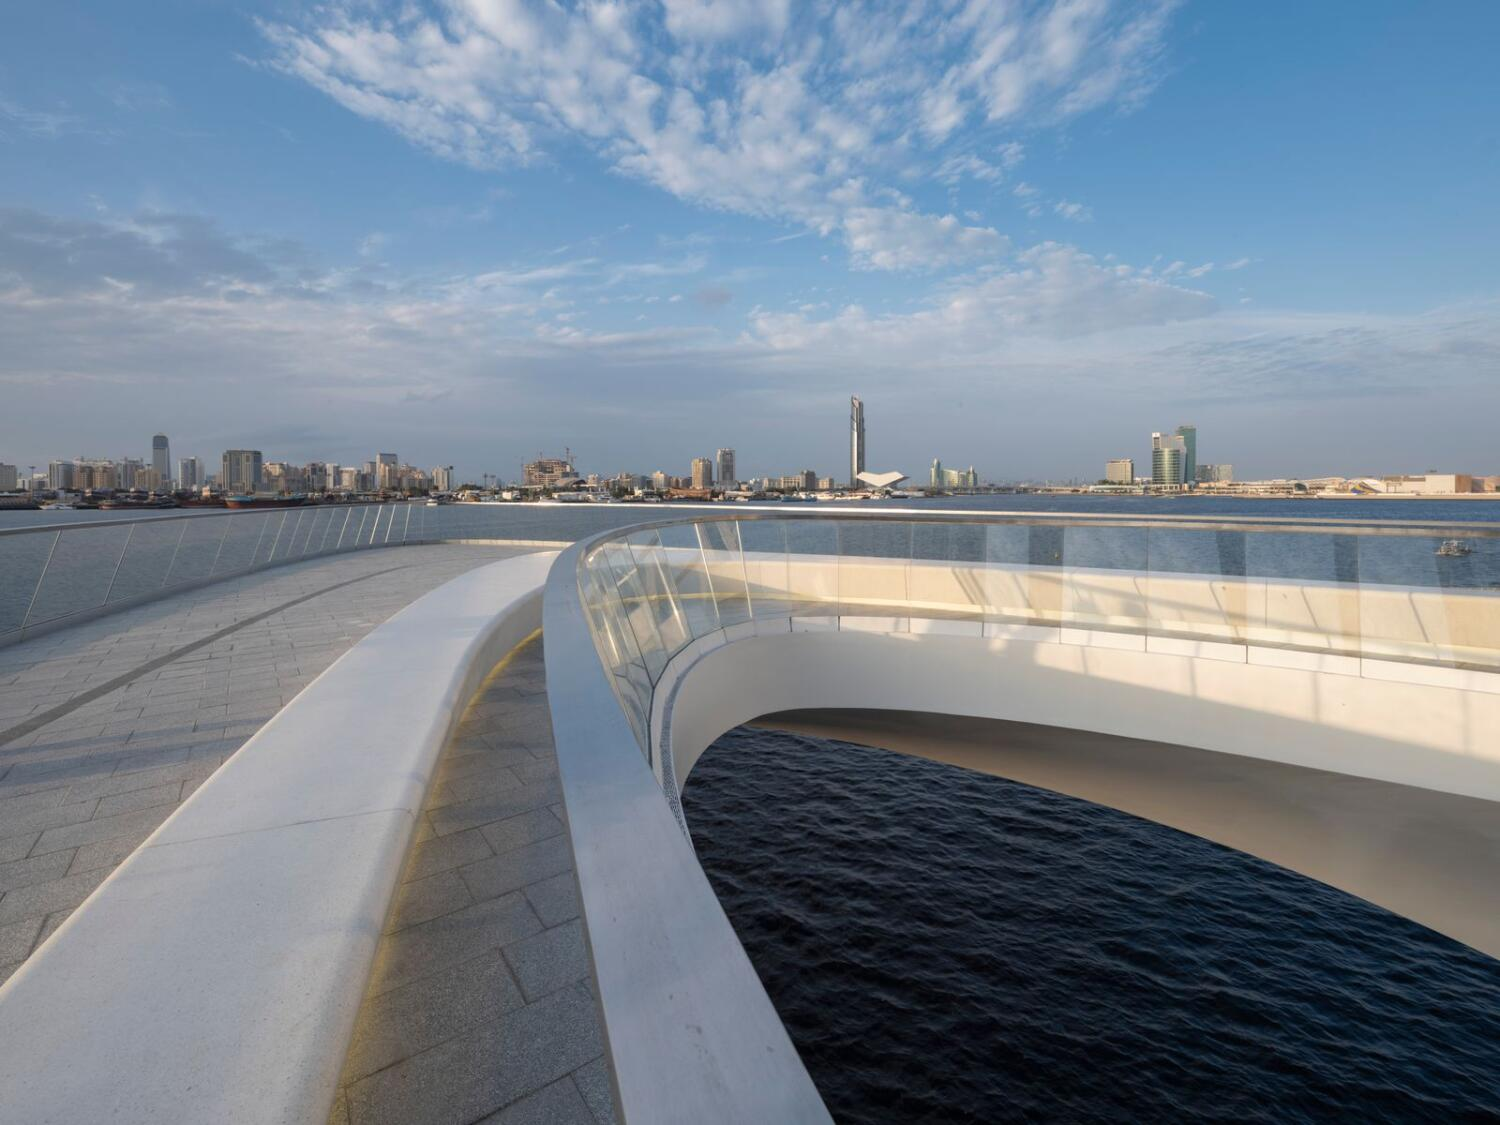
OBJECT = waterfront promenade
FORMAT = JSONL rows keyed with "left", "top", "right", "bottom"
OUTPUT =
{"left": 0, "top": 544, "right": 531, "bottom": 981}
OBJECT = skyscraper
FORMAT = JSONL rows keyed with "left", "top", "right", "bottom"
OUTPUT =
{"left": 222, "top": 449, "right": 263, "bottom": 492}
{"left": 690, "top": 457, "right": 713, "bottom": 490}
{"left": 1174, "top": 424, "right": 1197, "bottom": 486}
{"left": 715, "top": 448, "right": 736, "bottom": 489}
{"left": 1151, "top": 433, "right": 1185, "bottom": 488}
{"left": 849, "top": 395, "right": 865, "bottom": 487}
{"left": 1106, "top": 458, "right": 1135, "bottom": 484}
{"left": 177, "top": 457, "right": 201, "bottom": 491}
{"left": 152, "top": 434, "right": 171, "bottom": 487}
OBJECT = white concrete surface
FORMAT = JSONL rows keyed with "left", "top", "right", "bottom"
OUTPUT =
{"left": 0, "top": 552, "right": 554, "bottom": 1125}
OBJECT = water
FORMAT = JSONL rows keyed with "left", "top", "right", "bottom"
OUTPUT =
{"left": 682, "top": 727, "right": 1500, "bottom": 1123}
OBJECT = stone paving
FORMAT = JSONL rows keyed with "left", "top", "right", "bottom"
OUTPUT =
{"left": 331, "top": 635, "right": 613, "bottom": 1125}
{"left": 0, "top": 544, "right": 531, "bottom": 982}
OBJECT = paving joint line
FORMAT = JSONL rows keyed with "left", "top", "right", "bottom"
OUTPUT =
{"left": 0, "top": 563, "right": 415, "bottom": 749}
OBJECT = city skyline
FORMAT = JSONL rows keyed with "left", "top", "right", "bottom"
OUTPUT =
{"left": 2, "top": 4, "right": 1499, "bottom": 478}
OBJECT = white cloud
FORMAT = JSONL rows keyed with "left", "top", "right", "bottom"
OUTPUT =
{"left": 260, "top": 0, "right": 1181, "bottom": 271}
{"left": 842, "top": 208, "right": 1007, "bottom": 271}
{"left": 1053, "top": 199, "right": 1093, "bottom": 222}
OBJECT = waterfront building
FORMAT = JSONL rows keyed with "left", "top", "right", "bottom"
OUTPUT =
{"left": 119, "top": 458, "right": 145, "bottom": 490}
{"left": 222, "top": 449, "right": 264, "bottom": 493}
{"left": 1151, "top": 433, "right": 1186, "bottom": 488}
{"left": 135, "top": 468, "right": 162, "bottom": 491}
{"left": 817, "top": 476, "right": 837, "bottom": 492}
{"left": 850, "top": 395, "right": 866, "bottom": 488}
{"left": 523, "top": 455, "right": 576, "bottom": 488}
{"left": 375, "top": 453, "right": 399, "bottom": 491}
{"left": 716, "top": 448, "right": 736, "bottom": 489}
{"left": 1175, "top": 424, "right": 1197, "bottom": 485}
{"left": 47, "top": 460, "right": 75, "bottom": 491}
{"left": 152, "top": 434, "right": 171, "bottom": 487}
{"left": 177, "top": 457, "right": 201, "bottom": 491}
{"left": 432, "top": 466, "right": 454, "bottom": 492}
{"left": 1196, "top": 463, "right": 1233, "bottom": 484}
{"left": 0, "top": 463, "right": 16, "bottom": 491}
{"left": 931, "top": 459, "right": 980, "bottom": 489}
{"left": 1381, "top": 473, "right": 1476, "bottom": 495}
{"left": 1106, "top": 458, "right": 1135, "bottom": 484}
{"left": 651, "top": 470, "right": 668, "bottom": 491}
{"left": 339, "top": 467, "right": 360, "bottom": 491}
{"left": 691, "top": 458, "right": 714, "bottom": 490}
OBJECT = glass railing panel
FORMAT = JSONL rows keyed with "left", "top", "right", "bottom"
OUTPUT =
{"left": 910, "top": 522, "right": 987, "bottom": 621}
{"left": 738, "top": 520, "right": 792, "bottom": 623}
{"left": 600, "top": 539, "right": 670, "bottom": 683}
{"left": 783, "top": 519, "right": 840, "bottom": 619}
{"left": 1356, "top": 530, "right": 1500, "bottom": 670}
{"left": 1242, "top": 531, "right": 1361, "bottom": 655}
{"left": 250, "top": 512, "right": 290, "bottom": 566}
{"left": 212, "top": 514, "right": 267, "bottom": 574}
{"left": 625, "top": 530, "right": 691, "bottom": 665}
{"left": 697, "top": 520, "right": 751, "bottom": 628}
{"left": 836, "top": 521, "right": 911, "bottom": 623}
{"left": 22, "top": 523, "right": 133, "bottom": 627}
{"left": 979, "top": 523, "right": 1050, "bottom": 623}
{"left": 0, "top": 531, "right": 57, "bottom": 636}
{"left": 163, "top": 516, "right": 232, "bottom": 586}
{"left": 106, "top": 519, "right": 190, "bottom": 604}
{"left": 1061, "top": 524, "right": 1147, "bottom": 632}
{"left": 1144, "top": 527, "right": 1248, "bottom": 644}
{"left": 657, "top": 523, "right": 720, "bottom": 638}
{"left": 578, "top": 554, "right": 653, "bottom": 755}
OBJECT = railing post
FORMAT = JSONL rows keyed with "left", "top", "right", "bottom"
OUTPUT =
{"left": 162, "top": 521, "right": 190, "bottom": 587}
{"left": 249, "top": 513, "right": 271, "bottom": 569}
{"left": 103, "top": 523, "right": 137, "bottom": 605}
{"left": 402, "top": 503, "right": 413, "bottom": 544}
{"left": 208, "top": 515, "right": 231, "bottom": 577}
{"left": 266, "top": 512, "right": 288, "bottom": 562}
{"left": 20, "top": 530, "right": 62, "bottom": 631}
{"left": 335, "top": 507, "right": 352, "bottom": 552}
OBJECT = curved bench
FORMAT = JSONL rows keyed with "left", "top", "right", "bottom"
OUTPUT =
{"left": 0, "top": 552, "right": 555, "bottom": 1124}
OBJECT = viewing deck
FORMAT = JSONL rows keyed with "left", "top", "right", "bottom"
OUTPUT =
{"left": 0, "top": 544, "right": 531, "bottom": 981}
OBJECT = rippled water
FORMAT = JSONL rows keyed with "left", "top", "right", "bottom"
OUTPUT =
{"left": 682, "top": 728, "right": 1500, "bottom": 1123}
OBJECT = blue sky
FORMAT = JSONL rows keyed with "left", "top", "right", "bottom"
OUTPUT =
{"left": 2, "top": 1, "right": 1497, "bottom": 483}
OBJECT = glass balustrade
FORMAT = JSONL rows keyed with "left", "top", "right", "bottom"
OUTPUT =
{"left": 570, "top": 512, "right": 1500, "bottom": 763}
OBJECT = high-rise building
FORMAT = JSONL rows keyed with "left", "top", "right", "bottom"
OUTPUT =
{"left": 432, "top": 466, "right": 454, "bottom": 492}
{"left": 1105, "top": 458, "right": 1134, "bottom": 484}
{"left": 0, "top": 463, "right": 17, "bottom": 491}
{"left": 339, "top": 467, "right": 361, "bottom": 491}
{"left": 152, "top": 434, "right": 171, "bottom": 487}
{"left": 119, "top": 458, "right": 144, "bottom": 490}
{"left": 1196, "top": 464, "right": 1233, "bottom": 484}
{"left": 1175, "top": 424, "right": 1197, "bottom": 486}
{"left": 177, "top": 457, "right": 201, "bottom": 490}
{"left": 715, "top": 448, "right": 736, "bottom": 489}
{"left": 930, "top": 459, "right": 979, "bottom": 490}
{"left": 690, "top": 457, "right": 714, "bottom": 490}
{"left": 48, "top": 461, "right": 76, "bottom": 491}
{"left": 849, "top": 395, "right": 866, "bottom": 487}
{"left": 222, "top": 449, "right": 263, "bottom": 492}
{"left": 651, "top": 470, "right": 668, "bottom": 491}
{"left": 375, "top": 452, "right": 399, "bottom": 491}
{"left": 1151, "top": 433, "right": 1185, "bottom": 488}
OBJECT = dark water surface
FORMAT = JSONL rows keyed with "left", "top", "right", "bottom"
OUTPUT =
{"left": 682, "top": 727, "right": 1500, "bottom": 1123}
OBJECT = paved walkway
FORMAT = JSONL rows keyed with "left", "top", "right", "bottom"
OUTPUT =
{"left": 0, "top": 544, "right": 531, "bottom": 982}
{"left": 332, "top": 635, "right": 612, "bottom": 1125}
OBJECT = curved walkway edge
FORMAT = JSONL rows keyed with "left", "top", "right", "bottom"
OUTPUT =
{"left": 0, "top": 552, "right": 555, "bottom": 1125}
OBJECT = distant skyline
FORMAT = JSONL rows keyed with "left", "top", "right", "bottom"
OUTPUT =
{"left": 3, "top": 2, "right": 1498, "bottom": 482}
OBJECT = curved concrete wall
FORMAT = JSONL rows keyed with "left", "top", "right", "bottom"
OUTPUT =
{"left": 0, "top": 553, "right": 555, "bottom": 1125}
{"left": 660, "top": 623, "right": 1500, "bottom": 957}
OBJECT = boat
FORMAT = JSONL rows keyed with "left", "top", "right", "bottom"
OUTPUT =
{"left": 38, "top": 501, "right": 72, "bottom": 511}
{"left": 224, "top": 494, "right": 309, "bottom": 510}
{"left": 1436, "top": 539, "right": 1473, "bottom": 558}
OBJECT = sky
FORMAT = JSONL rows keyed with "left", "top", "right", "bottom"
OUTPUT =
{"left": 1, "top": 0, "right": 1497, "bottom": 484}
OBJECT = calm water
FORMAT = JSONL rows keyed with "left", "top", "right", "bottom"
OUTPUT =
{"left": 683, "top": 727, "right": 1500, "bottom": 1123}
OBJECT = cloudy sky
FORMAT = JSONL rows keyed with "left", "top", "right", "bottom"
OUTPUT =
{"left": 2, "top": 1, "right": 1497, "bottom": 483}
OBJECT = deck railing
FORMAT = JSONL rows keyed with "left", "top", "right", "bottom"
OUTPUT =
{"left": 571, "top": 511, "right": 1500, "bottom": 765}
